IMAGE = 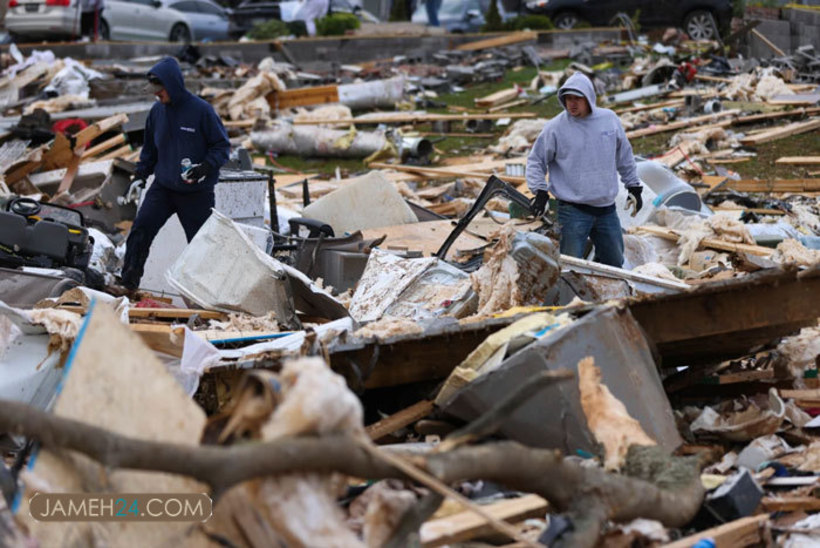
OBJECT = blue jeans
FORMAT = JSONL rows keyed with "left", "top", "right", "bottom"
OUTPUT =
{"left": 557, "top": 201, "right": 624, "bottom": 267}
{"left": 425, "top": 0, "right": 441, "bottom": 26}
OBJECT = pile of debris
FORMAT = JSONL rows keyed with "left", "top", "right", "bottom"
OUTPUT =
{"left": 0, "top": 21, "right": 819, "bottom": 548}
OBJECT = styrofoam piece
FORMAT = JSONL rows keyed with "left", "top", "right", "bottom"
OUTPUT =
{"left": 166, "top": 210, "right": 300, "bottom": 328}
{"left": 302, "top": 171, "right": 418, "bottom": 236}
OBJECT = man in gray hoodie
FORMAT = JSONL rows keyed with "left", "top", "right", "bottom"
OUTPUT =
{"left": 526, "top": 72, "right": 643, "bottom": 267}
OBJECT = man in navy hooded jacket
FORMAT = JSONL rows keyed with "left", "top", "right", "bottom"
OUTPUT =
{"left": 120, "top": 57, "right": 230, "bottom": 290}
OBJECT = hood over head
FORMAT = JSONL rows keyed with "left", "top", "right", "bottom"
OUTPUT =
{"left": 147, "top": 57, "right": 188, "bottom": 105}
{"left": 558, "top": 72, "right": 597, "bottom": 113}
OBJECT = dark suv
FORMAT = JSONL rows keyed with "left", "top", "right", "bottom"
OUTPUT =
{"left": 524, "top": 0, "right": 733, "bottom": 40}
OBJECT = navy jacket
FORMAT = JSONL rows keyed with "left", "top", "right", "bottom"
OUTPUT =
{"left": 136, "top": 57, "right": 230, "bottom": 193}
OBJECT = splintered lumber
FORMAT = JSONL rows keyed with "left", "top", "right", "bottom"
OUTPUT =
{"left": 82, "top": 133, "right": 126, "bottom": 159}
{"left": 768, "top": 94, "right": 820, "bottom": 106}
{"left": 761, "top": 496, "right": 820, "bottom": 512}
{"left": 724, "top": 178, "right": 820, "bottom": 193}
{"left": 97, "top": 144, "right": 133, "bottom": 161}
{"left": 267, "top": 85, "right": 339, "bottom": 110}
{"left": 366, "top": 400, "right": 434, "bottom": 441}
{"left": 739, "top": 117, "right": 820, "bottom": 146}
{"left": 476, "top": 88, "right": 519, "bottom": 108}
{"left": 42, "top": 113, "right": 129, "bottom": 170}
{"left": 733, "top": 106, "right": 820, "bottom": 125}
{"left": 614, "top": 99, "right": 685, "bottom": 114}
{"left": 776, "top": 156, "right": 820, "bottom": 165}
{"left": 129, "top": 324, "right": 184, "bottom": 358}
{"left": 751, "top": 28, "right": 786, "bottom": 57}
{"left": 369, "top": 161, "right": 527, "bottom": 185}
{"left": 663, "top": 514, "right": 768, "bottom": 548}
{"left": 54, "top": 153, "right": 81, "bottom": 197}
{"left": 420, "top": 494, "right": 548, "bottom": 547}
{"left": 55, "top": 305, "right": 227, "bottom": 321}
{"left": 625, "top": 109, "right": 740, "bottom": 139}
{"left": 488, "top": 98, "right": 528, "bottom": 113}
{"left": 635, "top": 225, "right": 774, "bottom": 256}
{"left": 292, "top": 112, "right": 535, "bottom": 125}
{"left": 456, "top": 31, "right": 537, "bottom": 51}
{"left": 779, "top": 388, "right": 820, "bottom": 400}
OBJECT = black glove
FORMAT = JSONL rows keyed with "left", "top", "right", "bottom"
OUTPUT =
{"left": 531, "top": 190, "right": 549, "bottom": 217}
{"left": 627, "top": 186, "right": 643, "bottom": 214}
{"left": 183, "top": 163, "right": 211, "bottom": 184}
{"left": 130, "top": 173, "right": 146, "bottom": 188}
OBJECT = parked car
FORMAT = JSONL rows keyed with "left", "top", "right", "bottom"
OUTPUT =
{"left": 411, "top": 0, "right": 509, "bottom": 33}
{"left": 231, "top": 0, "right": 378, "bottom": 37}
{"left": 6, "top": 0, "right": 232, "bottom": 41}
{"left": 102, "top": 0, "right": 233, "bottom": 41}
{"left": 524, "top": 0, "right": 732, "bottom": 40}
{"left": 6, "top": 0, "right": 82, "bottom": 41}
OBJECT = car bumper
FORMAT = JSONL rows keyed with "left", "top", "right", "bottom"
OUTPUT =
{"left": 6, "top": 9, "right": 79, "bottom": 37}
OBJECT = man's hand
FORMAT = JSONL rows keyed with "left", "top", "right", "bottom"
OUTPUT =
{"left": 183, "top": 163, "right": 210, "bottom": 184}
{"left": 531, "top": 190, "right": 549, "bottom": 217}
{"left": 625, "top": 186, "right": 643, "bottom": 217}
{"left": 117, "top": 175, "right": 146, "bottom": 205}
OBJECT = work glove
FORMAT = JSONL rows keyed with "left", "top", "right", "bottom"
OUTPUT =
{"left": 625, "top": 186, "right": 643, "bottom": 217}
{"left": 531, "top": 189, "right": 549, "bottom": 217}
{"left": 117, "top": 175, "right": 146, "bottom": 205}
{"left": 182, "top": 163, "right": 210, "bottom": 184}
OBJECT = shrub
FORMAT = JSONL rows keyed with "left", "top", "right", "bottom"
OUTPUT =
{"left": 246, "top": 19, "right": 291, "bottom": 40}
{"left": 316, "top": 13, "right": 361, "bottom": 35}
{"left": 483, "top": 0, "right": 503, "bottom": 31}
{"left": 501, "top": 14, "right": 554, "bottom": 31}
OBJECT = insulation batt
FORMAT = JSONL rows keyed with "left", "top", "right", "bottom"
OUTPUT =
{"left": 490, "top": 118, "right": 549, "bottom": 154}
{"left": 257, "top": 357, "right": 366, "bottom": 547}
{"left": 776, "top": 323, "right": 820, "bottom": 381}
{"left": 771, "top": 238, "right": 820, "bottom": 266}
{"left": 469, "top": 225, "right": 560, "bottom": 317}
{"left": 578, "top": 356, "right": 656, "bottom": 471}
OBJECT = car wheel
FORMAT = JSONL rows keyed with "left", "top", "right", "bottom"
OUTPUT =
{"left": 683, "top": 9, "right": 716, "bottom": 41}
{"left": 169, "top": 23, "right": 192, "bottom": 43}
{"left": 99, "top": 19, "right": 110, "bottom": 40}
{"left": 553, "top": 11, "right": 580, "bottom": 30}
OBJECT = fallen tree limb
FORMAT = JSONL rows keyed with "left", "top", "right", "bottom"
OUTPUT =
{"left": 0, "top": 399, "right": 703, "bottom": 547}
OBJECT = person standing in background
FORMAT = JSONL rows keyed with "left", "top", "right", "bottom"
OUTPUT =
{"left": 295, "top": 0, "right": 330, "bottom": 36}
{"left": 424, "top": 0, "right": 441, "bottom": 26}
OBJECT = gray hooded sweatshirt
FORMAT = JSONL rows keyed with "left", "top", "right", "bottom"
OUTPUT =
{"left": 526, "top": 72, "right": 640, "bottom": 207}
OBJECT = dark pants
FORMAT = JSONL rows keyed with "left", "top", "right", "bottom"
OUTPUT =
{"left": 120, "top": 183, "right": 214, "bottom": 289}
{"left": 80, "top": 8, "right": 103, "bottom": 39}
{"left": 557, "top": 200, "right": 624, "bottom": 268}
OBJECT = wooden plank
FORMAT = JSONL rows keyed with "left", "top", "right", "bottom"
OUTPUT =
{"left": 420, "top": 494, "right": 548, "bottom": 547}
{"left": 81, "top": 133, "right": 126, "bottom": 159}
{"left": 130, "top": 323, "right": 184, "bottom": 358}
{"left": 488, "top": 98, "right": 528, "bottom": 113}
{"left": 635, "top": 225, "right": 774, "bottom": 256}
{"left": 292, "top": 112, "right": 535, "bottom": 125}
{"left": 751, "top": 28, "right": 786, "bottom": 56}
{"left": 365, "top": 400, "right": 434, "bottom": 441}
{"left": 779, "top": 388, "right": 820, "bottom": 400}
{"left": 704, "top": 369, "right": 775, "bottom": 384}
{"left": 614, "top": 99, "right": 685, "bottom": 114}
{"left": 776, "top": 156, "right": 820, "bottom": 165}
{"left": 455, "top": 31, "right": 538, "bottom": 52}
{"left": 43, "top": 113, "right": 129, "bottom": 170}
{"left": 53, "top": 153, "right": 81, "bottom": 197}
{"left": 712, "top": 207, "right": 785, "bottom": 216}
{"left": 626, "top": 109, "right": 740, "bottom": 139}
{"left": 97, "top": 143, "right": 133, "bottom": 161}
{"left": 476, "top": 88, "right": 519, "bottom": 108}
{"left": 695, "top": 74, "right": 733, "bottom": 84}
{"left": 56, "top": 305, "right": 227, "bottom": 321}
{"left": 733, "top": 106, "right": 820, "bottom": 125}
{"left": 724, "top": 178, "right": 820, "bottom": 193}
{"left": 267, "top": 85, "right": 339, "bottom": 110}
{"left": 662, "top": 514, "right": 767, "bottom": 548}
{"left": 369, "top": 162, "right": 528, "bottom": 185}
{"left": 739, "top": 117, "right": 820, "bottom": 146}
{"left": 768, "top": 95, "right": 820, "bottom": 106}
{"left": 761, "top": 496, "right": 820, "bottom": 512}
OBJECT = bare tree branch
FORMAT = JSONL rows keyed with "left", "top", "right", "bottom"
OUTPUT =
{"left": 0, "top": 399, "right": 703, "bottom": 548}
